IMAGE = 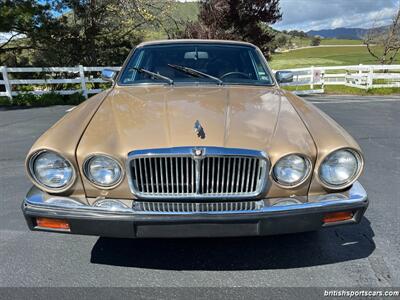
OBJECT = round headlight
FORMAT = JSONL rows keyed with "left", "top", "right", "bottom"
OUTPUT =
{"left": 319, "top": 149, "right": 362, "bottom": 188}
{"left": 273, "top": 154, "right": 311, "bottom": 186}
{"left": 84, "top": 155, "right": 122, "bottom": 187}
{"left": 29, "top": 151, "right": 74, "bottom": 189}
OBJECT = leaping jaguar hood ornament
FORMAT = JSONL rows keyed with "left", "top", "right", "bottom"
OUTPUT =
{"left": 194, "top": 120, "right": 206, "bottom": 139}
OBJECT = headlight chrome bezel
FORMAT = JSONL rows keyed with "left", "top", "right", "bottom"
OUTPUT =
{"left": 272, "top": 153, "right": 312, "bottom": 188}
{"left": 27, "top": 149, "right": 76, "bottom": 193}
{"left": 83, "top": 154, "right": 124, "bottom": 189}
{"left": 318, "top": 148, "right": 364, "bottom": 190}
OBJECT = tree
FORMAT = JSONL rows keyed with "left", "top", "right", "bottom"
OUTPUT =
{"left": 181, "top": 0, "right": 282, "bottom": 58}
{"left": 276, "top": 34, "right": 288, "bottom": 48}
{"left": 0, "top": 0, "right": 179, "bottom": 66}
{"left": 288, "top": 30, "right": 307, "bottom": 38}
{"left": 364, "top": 7, "right": 400, "bottom": 65}
{"left": 310, "top": 36, "right": 321, "bottom": 46}
{"left": 33, "top": 0, "right": 178, "bottom": 66}
{"left": 0, "top": 0, "right": 62, "bottom": 65}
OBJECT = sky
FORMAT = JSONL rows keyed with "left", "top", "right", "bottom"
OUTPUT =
{"left": 273, "top": 0, "right": 399, "bottom": 31}
{"left": 179, "top": 0, "right": 399, "bottom": 32}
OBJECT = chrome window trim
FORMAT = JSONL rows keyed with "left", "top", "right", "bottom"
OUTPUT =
{"left": 117, "top": 42, "right": 276, "bottom": 87}
{"left": 125, "top": 146, "right": 270, "bottom": 200}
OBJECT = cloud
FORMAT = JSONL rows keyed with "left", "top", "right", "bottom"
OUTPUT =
{"left": 274, "top": 0, "right": 399, "bottom": 31}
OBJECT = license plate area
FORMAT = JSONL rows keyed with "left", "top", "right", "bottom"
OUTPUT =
{"left": 135, "top": 222, "right": 260, "bottom": 238}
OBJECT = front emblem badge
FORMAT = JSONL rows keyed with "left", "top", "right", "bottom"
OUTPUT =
{"left": 194, "top": 120, "right": 206, "bottom": 139}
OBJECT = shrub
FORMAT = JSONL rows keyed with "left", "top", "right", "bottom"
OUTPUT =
{"left": 12, "top": 93, "right": 39, "bottom": 106}
{"left": 65, "top": 92, "right": 85, "bottom": 105}
{"left": 15, "top": 85, "right": 36, "bottom": 92}
{"left": 310, "top": 36, "right": 321, "bottom": 46}
{"left": 33, "top": 92, "right": 65, "bottom": 107}
{"left": 6, "top": 92, "right": 86, "bottom": 107}
{"left": 0, "top": 97, "right": 12, "bottom": 106}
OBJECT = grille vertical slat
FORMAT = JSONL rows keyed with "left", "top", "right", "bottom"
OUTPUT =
{"left": 241, "top": 158, "right": 247, "bottom": 193}
{"left": 245, "top": 158, "right": 251, "bottom": 193}
{"left": 159, "top": 158, "right": 164, "bottom": 194}
{"left": 175, "top": 157, "right": 179, "bottom": 194}
{"left": 130, "top": 150, "right": 266, "bottom": 198}
{"left": 226, "top": 157, "right": 231, "bottom": 194}
{"left": 250, "top": 158, "right": 257, "bottom": 193}
{"left": 164, "top": 158, "right": 169, "bottom": 194}
{"left": 236, "top": 158, "right": 242, "bottom": 193}
{"left": 231, "top": 158, "right": 237, "bottom": 194}
{"left": 221, "top": 157, "right": 226, "bottom": 194}
{"left": 154, "top": 158, "right": 159, "bottom": 194}
{"left": 192, "top": 159, "right": 195, "bottom": 193}
{"left": 201, "top": 158, "right": 205, "bottom": 194}
{"left": 186, "top": 158, "right": 189, "bottom": 194}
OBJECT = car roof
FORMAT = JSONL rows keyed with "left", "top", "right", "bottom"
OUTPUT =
{"left": 136, "top": 39, "right": 257, "bottom": 48}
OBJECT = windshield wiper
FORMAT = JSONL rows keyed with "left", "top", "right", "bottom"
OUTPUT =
{"left": 167, "top": 64, "right": 223, "bottom": 85}
{"left": 131, "top": 67, "right": 173, "bottom": 85}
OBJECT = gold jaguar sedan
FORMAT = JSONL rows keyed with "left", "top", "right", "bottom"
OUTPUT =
{"left": 22, "top": 40, "right": 368, "bottom": 238}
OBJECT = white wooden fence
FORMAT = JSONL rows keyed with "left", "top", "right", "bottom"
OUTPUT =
{"left": 0, "top": 65, "right": 121, "bottom": 99}
{"left": 277, "top": 64, "right": 400, "bottom": 95}
{"left": 1, "top": 64, "right": 400, "bottom": 99}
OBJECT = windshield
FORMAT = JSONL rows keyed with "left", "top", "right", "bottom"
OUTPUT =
{"left": 119, "top": 43, "right": 274, "bottom": 86}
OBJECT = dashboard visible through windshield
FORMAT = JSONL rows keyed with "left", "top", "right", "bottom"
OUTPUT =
{"left": 119, "top": 43, "right": 274, "bottom": 86}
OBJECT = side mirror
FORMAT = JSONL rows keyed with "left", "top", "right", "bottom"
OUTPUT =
{"left": 101, "top": 69, "right": 117, "bottom": 82}
{"left": 275, "top": 71, "right": 294, "bottom": 84}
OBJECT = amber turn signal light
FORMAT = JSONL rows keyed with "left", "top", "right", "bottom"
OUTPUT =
{"left": 323, "top": 211, "right": 353, "bottom": 223}
{"left": 36, "top": 217, "right": 70, "bottom": 230}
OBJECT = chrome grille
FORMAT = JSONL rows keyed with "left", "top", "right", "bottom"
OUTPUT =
{"left": 132, "top": 157, "right": 196, "bottom": 194}
{"left": 128, "top": 147, "right": 268, "bottom": 199}
{"left": 135, "top": 200, "right": 264, "bottom": 213}
{"left": 200, "top": 157, "right": 262, "bottom": 195}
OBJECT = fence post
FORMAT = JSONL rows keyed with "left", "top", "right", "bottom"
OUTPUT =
{"left": 1, "top": 66, "right": 12, "bottom": 99}
{"left": 310, "top": 65, "right": 314, "bottom": 89}
{"left": 358, "top": 63, "right": 363, "bottom": 86}
{"left": 367, "top": 66, "right": 373, "bottom": 89}
{"left": 78, "top": 65, "right": 88, "bottom": 99}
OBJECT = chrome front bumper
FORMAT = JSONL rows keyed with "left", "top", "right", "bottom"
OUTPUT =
{"left": 22, "top": 182, "right": 368, "bottom": 238}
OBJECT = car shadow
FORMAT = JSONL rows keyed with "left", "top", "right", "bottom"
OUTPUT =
{"left": 90, "top": 217, "right": 375, "bottom": 271}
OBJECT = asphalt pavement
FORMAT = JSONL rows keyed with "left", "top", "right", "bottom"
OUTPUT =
{"left": 0, "top": 95, "right": 399, "bottom": 288}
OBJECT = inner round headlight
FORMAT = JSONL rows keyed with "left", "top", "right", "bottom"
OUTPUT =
{"left": 319, "top": 149, "right": 362, "bottom": 188}
{"left": 29, "top": 151, "right": 74, "bottom": 189}
{"left": 84, "top": 155, "right": 122, "bottom": 187}
{"left": 273, "top": 154, "right": 311, "bottom": 186}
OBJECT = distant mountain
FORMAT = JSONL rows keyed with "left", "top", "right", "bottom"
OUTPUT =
{"left": 307, "top": 26, "right": 388, "bottom": 40}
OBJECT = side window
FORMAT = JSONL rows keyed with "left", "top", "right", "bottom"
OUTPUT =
{"left": 248, "top": 50, "right": 269, "bottom": 82}
{"left": 121, "top": 49, "right": 145, "bottom": 83}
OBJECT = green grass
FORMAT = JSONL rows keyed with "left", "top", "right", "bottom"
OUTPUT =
{"left": 270, "top": 46, "right": 398, "bottom": 69}
{"left": 320, "top": 39, "right": 362, "bottom": 45}
{"left": 282, "top": 85, "right": 400, "bottom": 96}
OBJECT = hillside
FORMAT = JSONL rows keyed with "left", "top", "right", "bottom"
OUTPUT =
{"left": 143, "top": 1, "right": 199, "bottom": 40}
{"left": 170, "top": 1, "right": 199, "bottom": 21}
{"left": 306, "top": 25, "right": 388, "bottom": 39}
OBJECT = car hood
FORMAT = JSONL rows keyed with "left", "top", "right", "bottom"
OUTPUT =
{"left": 77, "top": 85, "right": 317, "bottom": 198}
{"left": 80, "top": 86, "right": 283, "bottom": 149}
